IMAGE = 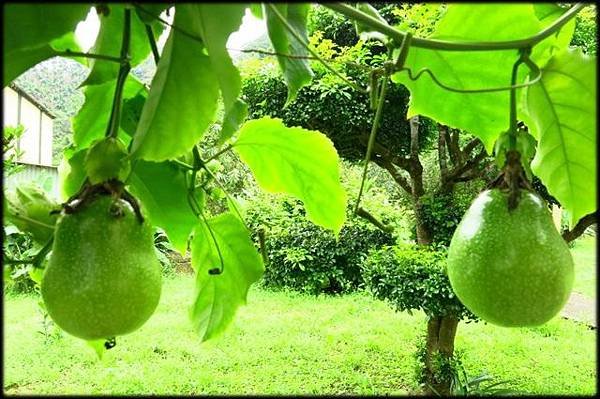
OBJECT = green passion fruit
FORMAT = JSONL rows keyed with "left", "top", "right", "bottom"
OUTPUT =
{"left": 446, "top": 189, "right": 574, "bottom": 327}
{"left": 41, "top": 195, "right": 161, "bottom": 340}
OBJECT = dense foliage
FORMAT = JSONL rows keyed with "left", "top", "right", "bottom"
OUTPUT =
{"left": 242, "top": 62, "right": 437, "bottom": 162}
{"left": 307, "top": 3, "right": 403, "bottom": 47}
{"left": 243, "top": 177, "right": 397, "bottom": 294}
{"left": 570, "top": 4, "right": 597, "bottom": 55}
{"left": 363, "top": 245, "right": 478, "bottom": 322}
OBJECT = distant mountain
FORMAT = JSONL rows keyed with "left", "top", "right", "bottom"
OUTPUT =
{"left": 232, "top": 32, "right": 274, "bottom": 63}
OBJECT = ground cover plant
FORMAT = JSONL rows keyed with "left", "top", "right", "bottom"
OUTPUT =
{"left": 3, "top": 3, "right": 597, "bottom": 396}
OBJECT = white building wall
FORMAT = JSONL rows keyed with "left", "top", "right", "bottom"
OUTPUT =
{"left": 2, "top": 86, "right": 54, "bottom": 166}
{"left": 3, "top": 87, "right": 20, "bottom": 159}
{"left": 40, "top": 113, "right": 53, "bottom": 166}
{"left": 3, "top": 87, "right": 19, "bottom": 126}
{"left": 18, "top": 97, "right": 41, "bottom": 164}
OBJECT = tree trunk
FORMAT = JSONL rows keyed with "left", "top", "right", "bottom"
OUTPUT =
{"left": 414, "top": 198, "right": 432, "bottom": 245}
{"left": 423, "top": 315, "right": 460, "bottom": 396}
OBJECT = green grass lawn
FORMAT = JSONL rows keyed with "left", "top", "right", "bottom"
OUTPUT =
{"left": 571, "top": 234, "right": 597, "bottom": 299}
{"left": 3, "top": 273, "right": 596, "bottom": 395}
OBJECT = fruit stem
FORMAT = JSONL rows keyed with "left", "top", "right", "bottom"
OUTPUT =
{"left": 502, "top": 49, "right": 535, "bottom": 210}
{"left": 105, "top": 8, "right": 132, "bottom": 139}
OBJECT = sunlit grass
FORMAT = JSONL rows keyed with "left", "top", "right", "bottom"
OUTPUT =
{"left": 3, "top": 271, "right": 596, "bottom": 395}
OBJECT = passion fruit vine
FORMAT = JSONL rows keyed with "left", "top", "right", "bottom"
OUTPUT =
{"left": 41, "top": 190, "right": 162, "bottom": 340}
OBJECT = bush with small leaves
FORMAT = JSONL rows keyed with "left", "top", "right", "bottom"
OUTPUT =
{"left": 245, "top": 194, "right": 395, "bottom": 295}
{"left": 362, "top": 244, "right": 478, "bottom": 322}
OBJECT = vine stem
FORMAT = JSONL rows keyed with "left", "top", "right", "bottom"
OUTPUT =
{"left": 204, "top": 144, "right": 233, "bottom": 164}
{"left": 188, "top": 146, "right": 226, "bottom": 275}
{"left": 324, "top": 3, "right": 585, "bottom": 51}
{"left": 145, "top": 24, "right": 160, "bottom": 64}
{"left": 228, "top": 47, "right": 318, "bottom": 60}
{"left": 7, "top": 213, "right": 55, "bottom": 231}
{"left": 266, "top": 3, "right": 368, "bottom": 94}
{"left": 508, "top": 55, "right": 524, "bottom": 151}
{"left": 199, "top": 210, "right": 226, "bottom": 275}
{"left": 185, "top": 185, "right": 226, "bottom": 276}
{"left": 399, "top": 59, "right": 541, "bottom": 94}
{"left": 105, "top": 8, "right": 132, "bottom": 139}
{"left": 171, "top": 158, "right": 195, "bottom": 170}
{"left": 199, "top": 157, "right": 250, "bottom": 232}
{"left": 56, "top": 50, "right": 122, "bottom": 63}
{"left": 354, "top": 74, "right": 389, "bottom": 213}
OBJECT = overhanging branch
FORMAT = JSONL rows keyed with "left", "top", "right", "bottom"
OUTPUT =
{"left": 562, "top": 212, "right": 597, "bottom": 243}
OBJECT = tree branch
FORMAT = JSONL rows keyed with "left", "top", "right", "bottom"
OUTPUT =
{"left": 452, "top": 167, "right": 488, "bottom": 183}
{"left": 361, "top": 135, "right": 411, "bottom": 171}
{"left": 437, "top": 124, "right": 449, "bottom": 183}
{"left": 355, "top": 206, "right": 394, "bottom": 233}
{"left": 462, "top": 138, "right": 481, "bottom": 158}
{"left": 562, "top": 212, "right": 597, "bottom": 243}
{"left": 373, "top": 156, "right": 413, "bottom": 194}
{"left": 449, "top": 148, "right": 488, "bottom": 182}
{"left": 449, "top": 128, "right": 462, "bottom": 165}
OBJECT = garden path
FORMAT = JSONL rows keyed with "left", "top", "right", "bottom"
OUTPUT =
{"left": 561, "top": 292, "right": 596, "bottom": 328}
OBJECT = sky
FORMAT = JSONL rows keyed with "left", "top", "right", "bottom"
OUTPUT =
{"left": 75, "top": 6, "right": 266, "bottom": 55}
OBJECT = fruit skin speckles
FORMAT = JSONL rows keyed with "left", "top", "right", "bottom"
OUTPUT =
{"left": 446, "top": 189, "right": 574, "bottom": 327}
{"left": 41, "top": 195, "right": 162, "bottom": 340}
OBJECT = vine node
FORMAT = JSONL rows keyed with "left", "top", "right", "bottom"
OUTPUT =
{"left": 487, "top": 150, "right": 533, "bottom": 211}
{"left": 61, "top": 179, "right": 144, "bottom": 224}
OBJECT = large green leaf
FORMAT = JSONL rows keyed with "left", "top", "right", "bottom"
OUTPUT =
{"left": 233, "top": 117, "right": 347, "bottom": 233}
{"left": 184, "top": 4, "right": 248, "bottom": 143}
{"left": 263, "top": 4, "right": 313, "bottom": 104}
{"left": 391, "top": 4, "right": 565, "bottom": 152}
{"left": 532, "top": 4, "right": 576, "bottom": 58}
{"left": 249, "top": 4, "right": 263, "bottom": 19}
{"left": 135, "top": 4, "right": 171, "bottom": 25}
{"left": 190, "top": 213, "right": 264, "bottom": 341}
{"left": 129, "top": 8, "right": 219, "bottom": 161}
{"left": 72, "top": 77, "right": 146, "bottom": 150}
{"left": 4, "top": 4, "right": 89, "bottom": 52}
{"left": 57, "top": 147, "right": 88, "bottom": 201}
{"left": 83, "top": 4, "right": 164, "bottom": 86}
{"left": 4, "top": 32, "right": 82, "bottom": 86}
{"left": 524, "top": 48, "right": 596, "bottom": 227}
{"left": 127, "top": 160, "right": 199, "bottom": 254}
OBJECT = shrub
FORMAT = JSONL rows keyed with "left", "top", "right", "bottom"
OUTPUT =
{"left": 362, "top": 244, "right": 478, "bottom": 321}
{"left": 243, "top": 192, "right": 395, "bottom": 295}
{"left": 3, "top": 226, "right": 40, "bottom": 294}
{"left": 571, "top": 4, "right": 597, "bottom": 55}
